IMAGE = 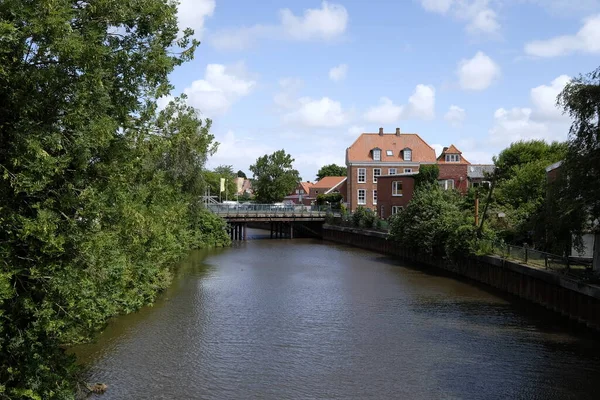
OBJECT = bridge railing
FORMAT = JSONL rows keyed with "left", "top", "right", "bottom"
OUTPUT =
{"left": 207, "top": 203, "right": 333, "bottom": 215}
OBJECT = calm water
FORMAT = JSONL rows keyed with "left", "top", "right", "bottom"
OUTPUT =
{"left": 74, "top": 230, "right": 600, "bottom": 399}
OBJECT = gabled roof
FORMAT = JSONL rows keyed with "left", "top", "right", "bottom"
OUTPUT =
{"left": 347, "top": 131, "right": 436, "bottom": 163}
{"left": 299, "top": 181, "right": 313, "bottom": 194}
{"left": 312, "top": 176, "right": 347, "bottom": 191}
{"left": 437, "top": 144, "right": 470, "bottom": 164}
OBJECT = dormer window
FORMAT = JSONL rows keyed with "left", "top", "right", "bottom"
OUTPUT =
{"left": 373, "top": 148, "right": 381, "bottom": 161}
{"left": 445, "top": 154, "right": 460, "bottom": 162}
{"left": 386, "top": 150, "right": 393, "bottom": 156}
{"left": 403, "top": 148, "right": 412, "bottom": 161}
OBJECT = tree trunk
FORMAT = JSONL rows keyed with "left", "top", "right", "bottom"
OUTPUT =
{"left": 593, "top": 233, "right": 600, "bottom": 274}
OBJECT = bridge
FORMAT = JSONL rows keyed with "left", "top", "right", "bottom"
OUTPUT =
{"left": 207, "top": 204, "right": 331, "bottom": 240}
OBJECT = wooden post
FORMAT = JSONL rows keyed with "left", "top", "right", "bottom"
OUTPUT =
{"left": 474, "top": 194, "right": 479, "bottom": 227}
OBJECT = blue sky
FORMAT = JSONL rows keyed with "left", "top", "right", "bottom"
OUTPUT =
{"left": 163, "top": 0, "right": 600, "bottom": 181}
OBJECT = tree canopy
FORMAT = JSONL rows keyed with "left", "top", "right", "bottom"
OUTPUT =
{"left": 249, "top": 150, "right": 300, "bottom": 203}
{"left": 414, "top": 164, "right": 439, "bottom": 188}
{"left": 316, "top": 164, "right": 347, "bottom": 180}
{"left": 237, "top": 170, "right": 247, "bottom": 179}
{"left": 0, "top": 1, "right": 230, "bottom": 397}
{"left": 558, "top": 66, "right": 600, "bottom": 226}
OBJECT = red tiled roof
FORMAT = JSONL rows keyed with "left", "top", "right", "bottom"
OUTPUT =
{"left": 312, "top": 176, "right": 347, "bottom": 190}
{"left": 437, "top": 144, "right": 470, "bottom": 164}
{"left": 346, "top": 131, "right": 436, "bottom": 163}
{"left": 300, "top": 181, "right": 313, "bottom": 194}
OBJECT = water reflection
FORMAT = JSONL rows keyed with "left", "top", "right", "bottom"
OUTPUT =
{"left": 74, "top": 231, "right": 600, "bottom": 400}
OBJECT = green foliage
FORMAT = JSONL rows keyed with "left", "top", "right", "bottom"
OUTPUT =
{"left": 204, "top": 165, "right": 237, "bottom": 200}
{"left": 352, "top": 206, "right": 376, "bottom": 229}
{"left": 249, "top": 150, "right": 301, "bottom": 203}
{"left": 558, "top": 66, "right": 600, "bottom": 228}
{"left": 237, "top": 170, "right": 247, "bottom": 179}
{"left": 492, "top": 140, "right": 567, "bottom": 245}
{"left": 316, "top": 164, "right": 347, "bottom": 181}
{"left": 389, "top": 185, "right": 475, "bottom": 257}
{"left": 414, "top": 164, "right": 439, "bottom": 188}
{"left": 0, "top": 2, "right": 229, "bottom": 398}
{"left": 316, "top": 193, "right": 343, "bottom": 209}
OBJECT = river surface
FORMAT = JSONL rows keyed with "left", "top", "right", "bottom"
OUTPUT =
{"left": 74, "top": 230, "right": 600, "bottom": 399}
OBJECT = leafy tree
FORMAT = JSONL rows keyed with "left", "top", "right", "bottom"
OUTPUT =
{"left": 316, "top": 193, "right": 343, "bottom": 209}
{"left": 250, "top": 150, "right": 300, "bottom": 203}
{"left": 316, "top": 164, "right": 347, "bottom": 180}
{"left": 205, "top": 165, "right": 237, "bottom": 200}
{"left": 389, "top": 185, "right": 475, "bottom": 257}
{"left": 414, "top": 164, "right": 439, "bottom": 188}
{"left": 0, "top": 1, "right": 230, "bottom": 397}
{"left": 237, "top": 170, "right": 247, "bottom": 179}
{"left": 491, "top": 140, "right": 566, "bottom": 245}
{"left": 558, "top": 66, "right": 600, "bottom": 226}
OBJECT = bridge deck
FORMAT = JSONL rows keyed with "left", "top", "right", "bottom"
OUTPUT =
{"left": 208, "top": 204, "right": 330, "bottom": 222}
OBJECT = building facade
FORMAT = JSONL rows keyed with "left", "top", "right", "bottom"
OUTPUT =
{"left": 376, "top": 174, "right": 416, "bottom": 219}
{"left": 436, "top": 145, "right": 470, "bottom": 193}
{"left": 345, "top": 127, "right": 436, "bottom": 211}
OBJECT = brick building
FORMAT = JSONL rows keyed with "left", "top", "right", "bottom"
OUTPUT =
{"left": 345, "top": 127, "right": 436, "bottom": 211}
{"left": 436, "top": 145, "right": 470, "bottom": 193}
{"left": 376, "top": 174, "right": 416, "bottom": 219}
{"left": 284, "top": 181, "right": 313, "bottom": 205}
{"left": 309, "top": 176, "right": 347, "bottom": 200}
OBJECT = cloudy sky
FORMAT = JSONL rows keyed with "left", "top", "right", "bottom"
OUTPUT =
{"left": 164, "top": 0, "right": 600, "bottom": 181}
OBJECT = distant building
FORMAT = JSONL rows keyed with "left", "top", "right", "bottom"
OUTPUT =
{"left": 436, "top": 145, "right": 470, "bottom": 193}
{"left": 468, "top": 164, "right": 495, "bottom": 188}
{"left": 284, "top": 181, "right": 314, "bottom": 205}
{"left": 309, "top": 176, "right": 347, "bottom": 200}
{"left": 345, "top": 127, "right": 436, "bottom": 212}
{"left": 236, "top": 178, "right": 253, "bottom": 195}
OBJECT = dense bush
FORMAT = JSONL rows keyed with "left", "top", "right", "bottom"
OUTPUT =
{"left": 389, "top": 184, "right": 479, "bottom": 258}
{"left": 0, "top": 2, "right": 230, "bottom": 397}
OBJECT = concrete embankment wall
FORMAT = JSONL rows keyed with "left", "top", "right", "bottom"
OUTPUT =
{"left": 323, "top": 225, "right": 600, "bottom": 332}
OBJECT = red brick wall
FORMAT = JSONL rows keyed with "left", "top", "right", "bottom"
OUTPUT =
{"left": 438, "top": 164, "right": 469, "bottom": 193}
{"left": 376, "top": 176, "right": 415, "bottom": 219}
{"left": 347, "top": 166, "right": 419, "bottom": 212}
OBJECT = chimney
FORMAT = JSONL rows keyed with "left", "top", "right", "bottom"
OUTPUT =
{"left": 442, "top": 147, "right": 448, "bottom": 152}
{"left": 395, "top": 127, "right": 401, "bottom": 136}
{"left": 378, "top": 127, "right": 384, "bottom": 136}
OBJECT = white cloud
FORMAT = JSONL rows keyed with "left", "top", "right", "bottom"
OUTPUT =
{"left": 420, "top": 0, "right": 500, "bottom": 36}
{"left": 466, "top": 8, "right": 500, "bottom": 35}
{"left": 280, "top": 1, "right": 348, "bottom": 40}
{"left": 347, "top": 125, "right": 365, "bottom": 136}
{"left": 364, "top": 97, "right": 405, "bottom": 124}
{"left": 524, "top": 14, "right": 600, "bottom": 57}
{"left": 177, "top": 0, "right": 215, "bottom": 39}
{"left": 210, "top": 1, "right": 348, "bottom": 50}
{"left": 182, "top": 63, "right": 256, "bottom": 117}
{"left": 408, "top": 84, "right": 436, "bottom": 120}
{"left": 283, "top": 97, "right": 349, "bottom": 127}
{"left": 444, "top": 105, "right": 466, "bottom": 127}
{"left": 274, "top": 78, "right": 304, "bottom": 110}
{"left": 488, "top": 75, "right": 573, "bottom": 147}
{"left": 329, "top": 64, "right": 348, "bottom": 82}
{"left": 363, "top": 84, "right": 436, "bottom": 123}
{"left": 420, "top": 0, "right": 454, "bottom": 13}
{"left": 208, "top": 130, "right": 274, "bottom": 172}
{"left": 457, "top": 51, "right": 501, "bottom": 91}
{"left": 530, "top": 75, "right": 571, "bottom": 120}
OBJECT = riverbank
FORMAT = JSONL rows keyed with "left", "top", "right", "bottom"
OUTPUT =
{"left": 323, "top": 224, "right": 600, "bottom": 332}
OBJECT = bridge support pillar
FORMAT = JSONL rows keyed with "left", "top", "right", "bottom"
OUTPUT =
{"left": 290, "top": 223, "right": 294, "bottom": 239}
{"left": 243, "top": 223, "right": 247, "bottom": 240}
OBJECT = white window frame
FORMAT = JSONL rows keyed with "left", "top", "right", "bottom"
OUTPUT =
{"left": 373, "top": 149, "right": 381, "bottom": 161}
{"left": 392, "top": 181, "right": 403, "bottom": 196}
{"left": 392, "top": 206, "right": 403, "bottom": 215}
{"left": 445, "top": 154, "right": 460, "bottom": 162}
{"left": 373, "top": 168, "right": 381, "bottom": 183}
{"left": 357, "top": 168, "right": 366, "bottom": 183}
{"left": 439, "top": 179, "right": 455, "bottom": 190}
{"left": 373, "top": 189, "right": 377, "bottom": 205}
{"left": 404, "top": 168, "right": 412, "bottom": 173}
{"left": 388, "top": 168, "right": 397, "bottom": 175}
{"left": 386, "top": 150, "right": 393, "bottom": 156}
{"left": 357, "top": 189, "right": 366, "bottom": 205}
{"left": 404, "top": 149, "right": 412, "bottom": 161}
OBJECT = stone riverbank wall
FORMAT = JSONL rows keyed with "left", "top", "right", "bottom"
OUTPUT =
{"left": 323, "top": 224, "right": 600, "bottom": 332}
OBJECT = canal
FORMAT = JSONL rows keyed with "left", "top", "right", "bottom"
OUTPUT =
{"left": 74, "top": 231, "right": 600, "bottom": 399}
